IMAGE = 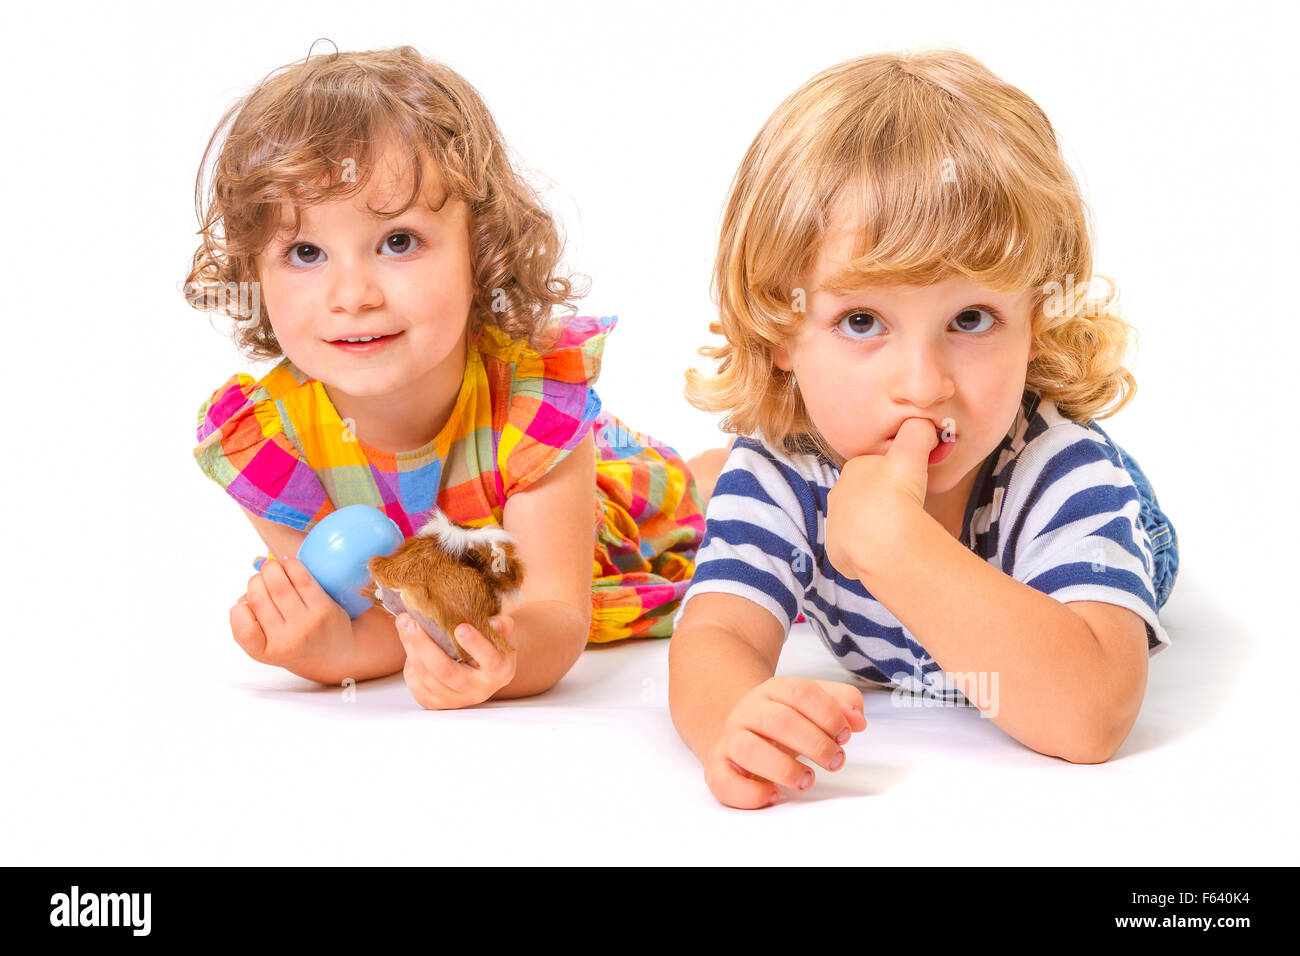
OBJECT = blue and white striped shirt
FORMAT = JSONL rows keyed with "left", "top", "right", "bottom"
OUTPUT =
{"left": 677, "top": 388, "right": 1171, "bottom": 702}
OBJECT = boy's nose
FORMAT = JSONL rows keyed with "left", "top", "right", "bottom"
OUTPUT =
{"left": 888, "top": 349, "right": 954, "bottom": 408}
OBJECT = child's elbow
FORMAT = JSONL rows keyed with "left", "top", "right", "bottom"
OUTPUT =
{"left": 491, "top": 669, "right": 568, "bottom": 700}
{"left": 1061, "top": 741, "right": 1117, "bottom": 765}
{"left": 1059, "top": 721, "right": 1129, "bottom": 765}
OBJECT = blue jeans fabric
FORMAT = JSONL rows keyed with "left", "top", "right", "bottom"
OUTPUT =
{"left": 1112, "top": 444, "right": 1179, "bottom": 610}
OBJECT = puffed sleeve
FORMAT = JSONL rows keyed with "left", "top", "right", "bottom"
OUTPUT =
{"left": 193, "top": 374, "right": 333, "bottom": 531}
{"left": 482, "top": 315, "right": 614, "bottom": 498}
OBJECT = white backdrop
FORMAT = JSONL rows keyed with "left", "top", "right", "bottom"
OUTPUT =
{"left": 1, "top": 0, "right": 1296, "bottom": 864}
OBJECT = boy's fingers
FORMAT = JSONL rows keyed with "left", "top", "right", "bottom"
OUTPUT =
{"left": 815, "top": 680, "right": 869, "bottom": 732}
{"left": 767, "top": 678, "right": 857, "bottom": 747}
{"left": 884, "top": 417, "right": 939, "bottom": 473}
{"left": 706, "top": 758, "right": 780, "bottom": 811}
{"left": 726, "top": 729, "right": 814, "bottom": 794}
{"left": 746, "top": 700, "right": 845, "bottom": 772}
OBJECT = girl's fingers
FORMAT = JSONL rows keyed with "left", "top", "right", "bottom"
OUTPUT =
{"left": 397, "top": 617, "right": 470, "bottom": 692}
{"left": 454, "top": 622, "right": 508, "bottom": 673}
{"left": 494, "top": 615, "right": 517, "bottom": 650}
{"left": 243, "top": 575, "right": 284, "bottom": 629}
{"left": 278, "top": 556, "right": 326, "bottom": 604}
{"left": 403, "top": 657, "right": 450, "bottom": 710}
{"left": 230, "top": 602, "right": 269, "bottom": 660}
{"left": 256, "top": 558, "right": 308, "bottom": 615}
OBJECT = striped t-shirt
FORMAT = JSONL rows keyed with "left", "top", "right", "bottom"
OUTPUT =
{"left": 677, "top": 388, "right": 1171, "bottom": 702}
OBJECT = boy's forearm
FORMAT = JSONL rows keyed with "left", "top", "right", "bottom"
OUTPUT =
{"left": 851, "top": 507, "right": 1127, "bottom": 762}
{"left": 668, "top": 622, "right": 775, "bottom": 763}
{"left": 491, "top": 600, "right": 588, "bottom": 699}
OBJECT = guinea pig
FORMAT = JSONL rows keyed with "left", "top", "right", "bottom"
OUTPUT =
{"left": 359, "top": 509, "right": 525, "bottom": 664}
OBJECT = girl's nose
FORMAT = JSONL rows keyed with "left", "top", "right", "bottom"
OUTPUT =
{"left": 326, "top": 263, "right": 384, "bottom": 313}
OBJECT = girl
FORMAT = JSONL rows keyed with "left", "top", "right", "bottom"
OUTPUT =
{"left": 189, "top": 45, "right": 718, "bottom": 709}
{"left": 668, "top": 49, "right": 1180, "bottom": 809}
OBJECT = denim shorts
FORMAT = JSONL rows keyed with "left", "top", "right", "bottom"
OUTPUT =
{"left": 1113, "top": 444, "right": 1179, "bottom": 610}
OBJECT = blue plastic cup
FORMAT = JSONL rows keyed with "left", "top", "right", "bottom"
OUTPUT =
{"left": 294, "top": 504, "right": 405, "bottom": 618}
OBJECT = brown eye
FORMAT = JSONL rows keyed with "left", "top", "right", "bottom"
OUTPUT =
{"left": 284, "top": 243, "right": 322, "bottom": 265}
{"left": 838, "top": 311, "right": 881, "bottom": 339}
{"left": 952, "top": 307, "right": 997, "bottom": 334}
{"left": 382, "top": 231, "right": 423, "bottom": 255}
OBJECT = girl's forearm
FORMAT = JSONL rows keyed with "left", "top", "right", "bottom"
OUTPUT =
{"left": 288, "top": 605, "right": 406, "bottom": 685}
{"left": 491, "top": 600, "right": 589, "bottom": 699}
{"left": 851, "top": 507, "right": 1125, "bottom": 762}
{"left": 297, "top": 601, "right": 586, "bottom": 695}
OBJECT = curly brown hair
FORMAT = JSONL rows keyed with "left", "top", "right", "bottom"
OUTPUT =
{"left": 185, "top": 42, "right": 586, "bottom": 360}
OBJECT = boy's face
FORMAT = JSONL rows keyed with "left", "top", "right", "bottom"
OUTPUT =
{"left": 253, "top": 148, "right": 476, "bottom": 398}
{"left": 773, "top": 213, "right": 1038, "bottom": 500}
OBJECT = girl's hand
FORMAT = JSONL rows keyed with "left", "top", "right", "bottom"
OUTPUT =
{"left": 229, "top": 557, "right": 355, "bottom": 682}
{"left": 704, "top": 677, "right": 867, "bottom": 809}
{"left": 824, "top": 417, "right": 939, "bottom": 581}
{"left": 396, "top": 613, "right": 518, "bottom": 710}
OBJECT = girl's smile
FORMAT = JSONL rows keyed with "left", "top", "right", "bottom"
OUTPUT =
{"left": 328, "top": 331, "right": 404, "bottom": 354}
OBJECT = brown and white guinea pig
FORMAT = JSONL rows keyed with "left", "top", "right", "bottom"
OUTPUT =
{"left": 358, "top": 509, "right": 525, "bottom": 664}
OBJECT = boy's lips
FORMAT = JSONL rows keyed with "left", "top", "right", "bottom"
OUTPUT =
{"left": 885, "top": 420, "right": 954, "bottom": 442}
{"left": 883, "top": 420, "right": 959, "bottom": 462}
{"left": 927, "top": 440, "right": 955, "bottom": 465}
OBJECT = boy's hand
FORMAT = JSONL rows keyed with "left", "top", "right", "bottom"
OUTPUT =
{"left": 396, "top": 613, "right": 518, "bottom": 710}
{"left": 704, "top": 677, "right": 868, "bottom": 809}
{"left": 825, "top": 417, "right": 940, "bottom": 580}
{"left": 229, "top": 557, "right": 354, "bottom": 682}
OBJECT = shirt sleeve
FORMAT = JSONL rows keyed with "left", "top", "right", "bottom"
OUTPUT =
{"left": 675, "top": 438, "right": 816, "bottom": 638}
{"left": 1002, "top": 432, "right": 1170, "bottom": 653}
{"left": 488, "top": 315, "right": 613, "bottom": 498}
{"left": 193, "top": 375, "right": 333, "bottom": 531}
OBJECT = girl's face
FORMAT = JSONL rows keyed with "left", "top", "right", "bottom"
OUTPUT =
{"left": 773, "top": 215, "right": 1038, "bottom": 502}
{"left": 254, "top": 148, "right": 476, "bottom": 399}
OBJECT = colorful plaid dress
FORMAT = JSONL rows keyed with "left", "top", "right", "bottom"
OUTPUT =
{"left": 193, "top": 315, "right": 706, "bottom": 643}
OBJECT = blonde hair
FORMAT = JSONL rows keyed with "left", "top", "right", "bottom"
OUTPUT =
{"left": 185, "top": 43, "right": 583, "bottom": 359}
{"left": 685, "top": 48, "right": 1138, "bottom": 461}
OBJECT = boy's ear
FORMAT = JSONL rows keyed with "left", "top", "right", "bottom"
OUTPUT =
{"left": 772, "top": 344, "right": 792, "bottom": 372}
